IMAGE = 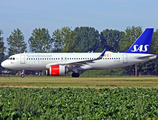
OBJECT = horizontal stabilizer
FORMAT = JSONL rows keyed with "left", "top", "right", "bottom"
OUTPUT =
{"left": 136, "top": 55, "right": 157, "bottom": 59}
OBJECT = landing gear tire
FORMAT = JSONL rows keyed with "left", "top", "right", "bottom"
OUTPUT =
{"left": 72, "top": 73, "right": 80, "bottom": 77}
{"left": 21, "top": 70, "right": 25, "bottom": 78}
{"left": 21, "top": 74, "right": 25, "bottom": 78}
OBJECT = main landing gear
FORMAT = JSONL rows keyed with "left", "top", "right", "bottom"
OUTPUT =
{"left": 71, "top": 73, "right": 80, "bottom": 77}
{"left": 21, "top": 70, "right": 25, "bottom": 78}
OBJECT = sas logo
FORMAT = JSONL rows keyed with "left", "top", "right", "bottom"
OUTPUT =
{"left": 131, "top": 44, "right": 149, "bottom": 52}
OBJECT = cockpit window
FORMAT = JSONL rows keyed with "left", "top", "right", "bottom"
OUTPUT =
{"left": 7, "top": 57, "right": 15, "bottom": 60}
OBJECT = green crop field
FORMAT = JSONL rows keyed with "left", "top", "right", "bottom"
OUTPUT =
{"left": 0, "top": 76, "right": 158, "bottom": 119}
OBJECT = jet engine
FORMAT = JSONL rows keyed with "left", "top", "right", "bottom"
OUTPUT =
{"left": 45, "top": 65, "right": 68, "bottom": 76}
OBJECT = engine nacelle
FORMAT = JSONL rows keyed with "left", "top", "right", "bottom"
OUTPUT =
{"left": 45, "top": 65, "right": 68, "bottom": 76}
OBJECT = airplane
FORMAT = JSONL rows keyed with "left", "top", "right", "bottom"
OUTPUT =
{"left": 1, "top": 28, "right": 157, "bottom": 78}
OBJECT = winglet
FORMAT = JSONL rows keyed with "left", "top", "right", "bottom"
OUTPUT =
{"left": 97, "top": 48, "right": 107, "bottom": 59}
{"left": 101, "top": 48, "right": 107, "bottom": 57}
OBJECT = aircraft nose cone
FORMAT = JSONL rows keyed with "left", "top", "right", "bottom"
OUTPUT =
{"left": 1, "top": 61, "right": 7, "bottom": 68}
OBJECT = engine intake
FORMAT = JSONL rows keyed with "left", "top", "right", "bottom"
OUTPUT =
{"left": 45, "top": 65, "right": 68, "bottom": 76}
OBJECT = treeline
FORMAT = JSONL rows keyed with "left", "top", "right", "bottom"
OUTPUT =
{"left": 0, "top": 26, "right": 158, "bottom": 76}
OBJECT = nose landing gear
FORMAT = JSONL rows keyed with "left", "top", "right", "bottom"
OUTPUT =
{"left": 21, "top": 70, "right": 25, "bottom": 78}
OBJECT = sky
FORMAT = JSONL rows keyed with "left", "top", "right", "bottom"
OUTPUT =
{"left": 0, "top": 0, "right": 158, "bottom": 48}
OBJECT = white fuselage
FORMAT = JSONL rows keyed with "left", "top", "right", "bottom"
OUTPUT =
{"left": 1, "top": 52, "right": 156, "bottom": 72}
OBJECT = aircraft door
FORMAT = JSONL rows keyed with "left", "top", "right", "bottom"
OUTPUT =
{"left": 20, "top": 55, "right": 25, "bottom": 64}
{"left": 123, "top": 54, "right": 128, "bottom": 64}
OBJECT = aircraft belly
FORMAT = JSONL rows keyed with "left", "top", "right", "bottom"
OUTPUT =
{"left": 89, "top": 58, "right": 149, "bottom": 70}
{"left": 12, "top": 62, "right": 46, "bottom": 70}
{"left": 89, "top": 61, "right": 123, "bottom": 70}
{"left": 25, "top": 61, "right": 48, "bottom": 70}
{"left": 26, "top": 64, "right": 46, "bottom": 70}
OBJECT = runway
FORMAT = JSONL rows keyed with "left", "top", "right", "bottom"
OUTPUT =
{"left": 0, "top": 76, "right": 158, "bottom": 88}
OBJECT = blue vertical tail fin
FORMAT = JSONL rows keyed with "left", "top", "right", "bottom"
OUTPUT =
{"left": 124, "top": 28, "right": 154, "bottom": 54}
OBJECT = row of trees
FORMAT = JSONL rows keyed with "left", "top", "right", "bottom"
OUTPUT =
{"left": 2, "top": 27, "right": 125, "bottom": 55}
{"left": 0, "top": 30, "right": 5, "bottom": 67}
{"left": 0, "top": 26, "right": 158, "bottom": 75}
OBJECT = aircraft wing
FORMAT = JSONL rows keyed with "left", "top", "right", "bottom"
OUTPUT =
{"left": 67, "top": 48, "right": 107, "bottom": 66}
{"left": 46, "top": 48, "right": 107, "bottom": 68}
